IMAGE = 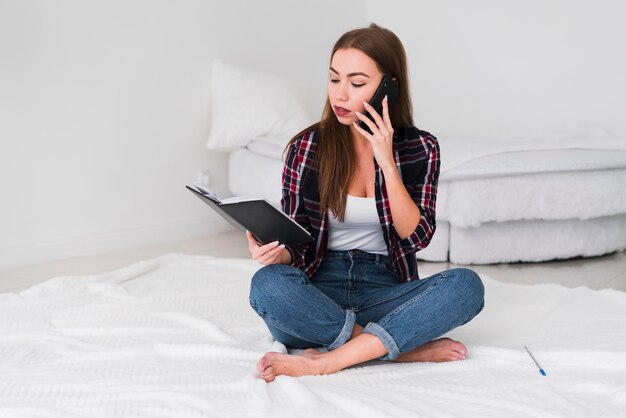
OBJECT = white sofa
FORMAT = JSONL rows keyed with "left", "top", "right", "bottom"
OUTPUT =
{"left": 229, "top": 135, "right": 626, "bottom": 265}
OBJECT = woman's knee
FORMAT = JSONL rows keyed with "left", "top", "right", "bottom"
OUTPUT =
{"left": 249, "top": 264, "right": 305, "bottom": 311}
{"left": 447, "top": 268, "right": 485, "bottom": 308}
{"left": 250, "top": 264, "right": 287, "bottom": 298}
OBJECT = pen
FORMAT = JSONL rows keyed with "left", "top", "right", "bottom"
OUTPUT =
{"left": 524, "top": 345, "right": 546, "bottom": 376}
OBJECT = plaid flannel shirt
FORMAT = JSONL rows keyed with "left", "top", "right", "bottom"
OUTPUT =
{"left": 282, "top": 125, "right": 440, "bottom": 282}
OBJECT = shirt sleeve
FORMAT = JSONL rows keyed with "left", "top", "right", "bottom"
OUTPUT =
{"left": 281, "top": 138, "right": 312, "bottom": 268}
{"left": 395, "top": 134, "right": 440, "bottom": 252}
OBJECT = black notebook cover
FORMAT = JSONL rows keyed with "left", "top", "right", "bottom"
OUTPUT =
{"left": 186, "top": 186, "right": 314, "bottom": 245}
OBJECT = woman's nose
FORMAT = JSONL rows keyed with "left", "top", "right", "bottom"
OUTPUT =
{"left": 334, "top": 82, "right": 348, "bottom": 101}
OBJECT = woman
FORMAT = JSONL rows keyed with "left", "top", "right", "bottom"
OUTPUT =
{"left": 247, "top": 24, "right": 485, "bottom": 383}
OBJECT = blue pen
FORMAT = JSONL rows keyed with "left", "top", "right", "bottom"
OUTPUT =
{"left": 524, "top": 345, "right": 547, "bottom": 376}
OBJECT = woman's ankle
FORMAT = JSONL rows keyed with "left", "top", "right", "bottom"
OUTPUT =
{"left": 350, "top": 323, "right": 364, "bottom": 340}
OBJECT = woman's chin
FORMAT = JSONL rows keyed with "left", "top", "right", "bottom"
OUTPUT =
{"left": 334, "top": 115, "right": 357, "bottom": 126}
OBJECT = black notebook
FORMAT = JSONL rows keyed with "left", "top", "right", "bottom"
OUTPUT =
{"left": 186, "top": 184, "right": 314, "bottom": 245}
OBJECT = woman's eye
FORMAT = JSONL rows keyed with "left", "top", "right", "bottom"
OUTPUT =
{"left": 329, "top": 79, "right": 365, "bottom": 87}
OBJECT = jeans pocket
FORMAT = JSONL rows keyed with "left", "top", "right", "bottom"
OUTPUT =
{"left": 378, "top": 258, "right": 397, "bottom": 276}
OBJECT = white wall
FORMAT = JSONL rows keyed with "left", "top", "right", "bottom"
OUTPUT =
{"left": 0, "top": 0, "right": 366, "bottom": 270}
{"left": 5, "top": 0, "right": 623, "bottom": 271}
{"left": 367, "top": 0, "right": 626, "bottom": 140}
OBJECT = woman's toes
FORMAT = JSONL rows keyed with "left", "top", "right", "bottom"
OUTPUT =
{"left": 453, "top": 341, "right": 467, "bottom": 356}
{"left": 257, "top": 352, "right": 277, "bottom": 374}
{"left": 263, "top": 366, "right": 275, "bottom": 382}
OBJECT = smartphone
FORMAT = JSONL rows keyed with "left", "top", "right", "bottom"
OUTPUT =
{"left": 358, "top": 75, "right": 400, "bottom": 134}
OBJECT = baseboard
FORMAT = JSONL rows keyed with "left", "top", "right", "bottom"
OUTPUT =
{"left": 0, "top": 214, "right": 233, "bottom": 271}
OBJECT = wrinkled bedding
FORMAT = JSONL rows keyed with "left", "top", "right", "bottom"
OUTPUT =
{"left": 1, "top": 254, "right": 624, "bottom": 417}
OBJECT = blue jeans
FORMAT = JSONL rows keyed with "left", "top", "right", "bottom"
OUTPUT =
{"left": 249, "top": 250, "right": 485, "bottom": 361}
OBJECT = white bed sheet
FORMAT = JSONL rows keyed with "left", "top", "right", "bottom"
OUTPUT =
{"left": 1, "top": 254, "right": 624, "bottom": 417}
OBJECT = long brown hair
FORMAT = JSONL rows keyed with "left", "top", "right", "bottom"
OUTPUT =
{"left": 287, "top": 23, "right": 413, "bottom": 221}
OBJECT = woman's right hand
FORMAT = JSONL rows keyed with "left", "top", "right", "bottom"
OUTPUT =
{"left": 246, "top": 231, "right": 291, "bottom": 265}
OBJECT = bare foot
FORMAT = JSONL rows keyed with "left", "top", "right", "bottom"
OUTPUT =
{"left": 393, "top": 338, "right": 467, "bottom": 363}
{"left": 256, "top": 349, "right": 329, "bottom": 383}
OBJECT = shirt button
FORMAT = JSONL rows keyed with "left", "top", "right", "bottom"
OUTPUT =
{"left": 374, "top": 181, "right": 378, "bottom": 186}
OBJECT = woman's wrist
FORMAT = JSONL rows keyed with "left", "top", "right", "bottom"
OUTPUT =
{"left": 379, "top": 160, "right": 399, "bottom": 178}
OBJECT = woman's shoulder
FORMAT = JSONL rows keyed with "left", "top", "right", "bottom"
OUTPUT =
{"left": 291, "top": 130, "right": 318, "bottom": 148}
{"left": 285, "top": 123, "right": 320, "bottom": 154}
{"left": 283, "top": 124, "right": 320, "bottom": 165}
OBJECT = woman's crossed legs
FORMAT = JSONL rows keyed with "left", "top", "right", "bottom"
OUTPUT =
{"left": 249, "top": 263, "right": 484, "bottom": 382}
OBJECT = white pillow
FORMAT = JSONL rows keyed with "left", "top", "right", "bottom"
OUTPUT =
{"left": 246, "top": 139, "right": 285, "bottom": 160}
{"left": 206, "top": 58, "right": 313, "bottom": 151}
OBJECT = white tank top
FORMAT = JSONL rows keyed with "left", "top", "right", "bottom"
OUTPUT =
{"left": 327, "top": 195, "right": 388, "bottom": 255}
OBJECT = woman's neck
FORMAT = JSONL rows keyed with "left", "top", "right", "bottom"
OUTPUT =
{"left": 351, "top": 133, "right": 373, "bottom": 158}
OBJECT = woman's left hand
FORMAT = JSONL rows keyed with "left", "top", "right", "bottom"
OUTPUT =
{"left": 353, "top": 95, "right": 395, "bottom": 171}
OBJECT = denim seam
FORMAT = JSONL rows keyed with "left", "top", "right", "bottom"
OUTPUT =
{"left": 375, "top": 259, "right": 396, "bottom": 276}
{"left": 310, "top": 282, "right": 351, "bottom": 312}
{"left": 355, "top": 286, "right": 414, "bottom": 312}
{"left": 356, "top": 273, "right": 444, "bottom": 312}
{"left": 283, "top": 266, "right": 349, "bottom": 313}
{"left": 377, "top": 274, "right": 444, "bottom": 328}
{"left": 249, "top": 297, "right": 263, "bottom": 315}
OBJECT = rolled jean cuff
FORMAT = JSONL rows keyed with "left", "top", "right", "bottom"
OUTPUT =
{"left": 327, "top": 310, "right": 356, "bottom": 351}
{"left": 362, "top": 322, "right": 400, "bottom": 361}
